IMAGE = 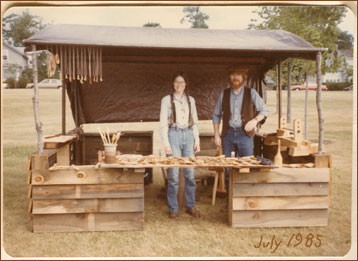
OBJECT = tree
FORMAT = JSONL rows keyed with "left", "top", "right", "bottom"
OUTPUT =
{"left": 336, "top": 30, "right": 354, "bottom": 49}
{"left": 180, "top": 6, "right": 209, "bottom": 29}
{"left": 143, "top": 22, "right": 161, "bottom": 28}
{"left": 2, "top": 10, "right": 50, "bottom": 81}
{"left": 248, "top": 6, "right": 347, "bottom": 131}
{"left": 2, "top": 10, "right": 45, "bottom": 47}
{"left": 248, "top": 6, "right": 348, "bottom": 75}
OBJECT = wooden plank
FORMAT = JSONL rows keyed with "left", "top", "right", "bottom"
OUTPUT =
{"left": 233, "top": 183, "right": 329, "bottom": 197}
{"left": 32, "top": 212, "right": 144, "bottom": 232}
{"left": 232, "top": 209, "right": 329, "bottom": 227}
{"left": 28, "top": 184, "right": 32, "bottom": 199}
{"left": 27, "top": 155, "right": 32, "bottom": 170}
{"left": 228, "top": 169, "right": 233, "bottom": 226}
{"left": 195, "top": 149, "right": 217, "bottom": 157}
{"left": 32, "top": 184, "right": 144, "bottom": 199}
{"left": 117, "top": 141, "right": 152, "bottom": 153}
{"left": 86, "top": 138, "right": 152, "bottom": 152}
{"left": 28, "top": 200, "right": 33, "bottom": 213}
{"left": 239, "top": 168, "right": 250, "bottom": 173}
{"left": 233, "top": 196, "right": 329, "bottom": 210}
{"left": 31, "top": 168, "right": 144, "bottom": 185}
{"left": 32, "top": 154, "right": 49, "bottom": 170}
{"left": 212, "top": 172, "right": 219, "bottom": 205}
{"left": 105, "top": 55, "right": 266, "bottom": 64}
{"left": 57, "top": 144, "right": 70, "bottom": 165}
{"left": 199, "top": 141, "right": 216, "bottom": 151}
{"left": 27, "top": 171, "right": 32, "bottom": 184}
{"left": 44, "top": 135, "right": 76, "bottom": 149}
{"left": 312, "top": 153, "right": 331, "bottom": 168}
{"left": 33, "top": 198, "right": 144, "bottom": 214}
{"left": 233, "top": 168, "right": 330, "bottom": 184}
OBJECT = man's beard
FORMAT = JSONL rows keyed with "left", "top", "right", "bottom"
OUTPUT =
{"left": 231, "top": 80, "right": 244, "bottom": 89}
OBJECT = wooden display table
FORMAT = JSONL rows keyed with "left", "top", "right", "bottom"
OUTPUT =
{"left": 28, "top": 155, "right": 145, "bottom": 233}
{"left": 228, "top": 158, "right": 331, "bottom": 228}
{"left": 27, "top": 153, "right": 275, "bottom": 233}
{"left": 27, "top": 148, "right": 330, "bottom": 232}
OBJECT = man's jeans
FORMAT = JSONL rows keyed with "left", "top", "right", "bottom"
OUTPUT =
{"left": 167, "top": 127, "right": 196, "bottom": 213}
{"left": 222, "top": 127, "right": 254, "bottom": 198}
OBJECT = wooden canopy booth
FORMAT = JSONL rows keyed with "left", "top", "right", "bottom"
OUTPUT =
{"left": 25, "top": 24, "right": 331, "bottom": 232}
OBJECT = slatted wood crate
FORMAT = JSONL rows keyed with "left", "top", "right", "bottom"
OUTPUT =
{"left": 81, "top": 131, "right": 153, "bottom": 184}
{"left": 82, "top": 131, "right": 153, "bottom": 165}
{"left": 28, "top": 154, "right": 144, "bottom": 233}
{"left": 229, "top": 155, "right": 331, "bottom": 228}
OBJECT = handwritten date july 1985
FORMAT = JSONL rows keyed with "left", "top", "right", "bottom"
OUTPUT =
{"left": 253, "top": 233, "right": 323, "bottom": 253}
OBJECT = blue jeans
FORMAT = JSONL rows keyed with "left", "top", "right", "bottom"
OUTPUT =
{"left": 167, "top": 127, "right": 196, "bottom": 213}
{"left": 222, "top": 127, "right": 254, "bottom": 198}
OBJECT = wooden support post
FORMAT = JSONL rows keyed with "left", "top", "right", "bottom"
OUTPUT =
{"left": 74, "top": 80, "right": 79, "bottom": 127}
{"left": 57, "top": 144, "right": 70, "bottom": 165}
{"left": 276, "top": 65, "right": 279, "bottom": 114}
{"left": 81, "top": 135, "right": 86, "bottom": 165}
{"left": 228, "top": 168, "right": 234, "bottom": 226}
{"left": 312, "top": 153, "right": 331, "bottom": 168}
{"left": 212, "top": 172, "right": 219, "bottom": 205}
{"left": 316, "top": 52, "right": 324, "bottom": 154}
{"left": 287, "top": 58, "right": 292, "bottom": 123}
{"left": 278, "top": 60, "right": 282, "bottom": 129}
{"left": 31, "top": 45, "right": 44, "bottom": 154}
{"left": 217, "top": 169, "right": 227, "bottom": 194}
{"left": 304, "top": 61, "right": 309, "bottom": 140}
{"left": 62, "top": 76, "right": 66, "bottom": 134}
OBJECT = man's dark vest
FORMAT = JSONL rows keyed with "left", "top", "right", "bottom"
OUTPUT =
{"left": 221, "top": 87, "right": 255, "bottom": 138}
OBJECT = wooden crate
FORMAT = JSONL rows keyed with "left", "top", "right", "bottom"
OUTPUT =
{"left": 229, "top": 160, "right": 331, "bottom": 228}
{"left": 29, "top": 154, "right": 144, "bottom": 233}
{"left": 82, "top": 131, "right": 153, "bottom": 165}
{"left": 81, "top": 131, "right": 153, "bottom": 184}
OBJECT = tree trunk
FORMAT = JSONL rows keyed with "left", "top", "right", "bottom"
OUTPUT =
{"left": 32, "top": 45, "right": 44, "bottom": 154}
{"left": 316, "top": 52, "right": 324, "bottom": 154}
{"left": 287, "top": 58, "right": 292, "bottom": 123}
{"left": 304, "top": 61, "right": 309, "bottom": 140}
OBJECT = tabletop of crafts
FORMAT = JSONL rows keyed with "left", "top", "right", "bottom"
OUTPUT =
{"left": 98, "top": 154, "right": 277, "bottom": 169}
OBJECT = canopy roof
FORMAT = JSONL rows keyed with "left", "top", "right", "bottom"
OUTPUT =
{"left": 23, "top": 24, "right": 327, "bottom": 125}
{"left": 24, "top": 24, "right": 325, "bottom": 58}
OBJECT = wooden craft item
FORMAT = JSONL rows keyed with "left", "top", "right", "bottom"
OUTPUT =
{"left": 273, "top": 139, "right": 283, "bottom": 167}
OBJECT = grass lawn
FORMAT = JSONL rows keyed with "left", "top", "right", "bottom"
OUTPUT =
{"left": 1, "top": 89, "right": 354, "bottom": 258}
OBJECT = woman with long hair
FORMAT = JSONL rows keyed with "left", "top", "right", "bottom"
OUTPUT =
{"left": 159, "top": 71, "right": 201, "bottom": 220}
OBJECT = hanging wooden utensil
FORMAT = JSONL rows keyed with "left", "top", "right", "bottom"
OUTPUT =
{"left": 84, "top": 46, "right": 87, "bottom": 82}
{"left": 93, "top": 47, "right": 97, "bottom": 82}
{"left": 88, "top": 46, "right": 92, "bottom": 84}
{"left": 72, "top": 45, "right": 75, "bottom": 82}
{"left": 48, "top": 52, "right": 56, "bottom": 78}
{"left": 80, "top": 46, "right": 84, "bottom": 84}
{"left": 92, "top": 46, "right": 96, "bottom": 82}
{"left": 55, "top": 45, "right": 60, "bottom": 64}
{"left": 76, "top": 46, "right": 80, "bottom": 80}
{"left": 59, "top": 45, "right": 63, "bottom": 80}
{"left": 95, "top": 46, "right": 98, "bottom": 82}
{"left": 96, "top": 47, "right": 99, "bottom": 82}
{"left": 68, "top": 45, "right": 72, "bottom": 82}
{"left": 64, "top": 45, "right": 68, "bottom": 79}
{"left": 100, "top": 47, "right": 103, "bottom": 82}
